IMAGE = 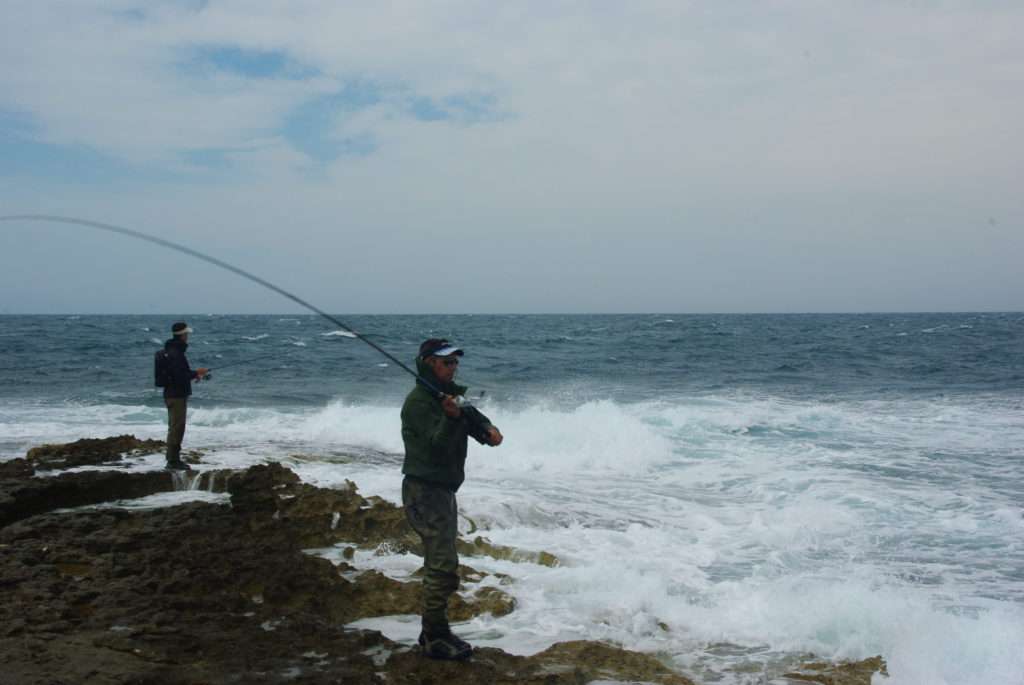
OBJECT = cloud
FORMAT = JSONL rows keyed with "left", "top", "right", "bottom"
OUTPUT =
{"left": 0, "top": 1, "right": 1022, "bottom": 312}
{"left": 4, "top": 2, "right": 1022, "bottom": 183}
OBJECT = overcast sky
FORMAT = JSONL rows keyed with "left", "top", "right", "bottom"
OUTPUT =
{"left": 1, "top": 1, "right": 1021, "bottom": 314}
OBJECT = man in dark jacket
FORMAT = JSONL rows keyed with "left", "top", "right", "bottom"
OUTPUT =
{"left": 163, "top": 321, "right": 208, "bottom": 470}
{"left": 401, "top": 338, "right": 502, "bottom": 660}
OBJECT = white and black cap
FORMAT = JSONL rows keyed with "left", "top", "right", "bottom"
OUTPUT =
{"left": 171, "top": 321, "right": 193, "bottom": 336}
{"left": 418, "top": 338, "right": 464, "bottom": 358}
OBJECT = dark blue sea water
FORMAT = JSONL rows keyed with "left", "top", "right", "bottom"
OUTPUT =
{"left": 1, "top": 313, "right": 1022, "bottom": 684}
{"left": 2, "top": 312, "right": 1021, "bottom": 407}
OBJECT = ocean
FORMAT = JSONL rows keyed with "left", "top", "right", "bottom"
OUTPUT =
{"left": 1, "top": 313, "right": 1022, "bottom": 684}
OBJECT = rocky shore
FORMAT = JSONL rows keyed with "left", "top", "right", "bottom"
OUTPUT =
{"left": 0, "top": 436, "right": 887, "bottom": 684}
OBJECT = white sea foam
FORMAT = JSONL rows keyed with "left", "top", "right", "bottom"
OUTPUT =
{"left": 2, "top": 392, "right": 1022, "bottom": 684}
{"left": 243, "top": 334, "right": 270, "bottom": 341}
{"left": 321, "top": 330, "right": 357, "bottom": 338}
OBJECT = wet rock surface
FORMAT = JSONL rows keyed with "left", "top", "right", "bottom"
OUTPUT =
{"left": 783, "top": 655, "right": 888, "bottom": 684}
{"left": 1, "top": 469, "right": 173, "bottom": 528}
{"left": 1, "top": 435, "right": 176, "bottom": 526}
{"left": 0, "top": 436, "right": 887, "bottom": 684}
{"left": 26, "top": 434, "right": 165, "bottom": 470}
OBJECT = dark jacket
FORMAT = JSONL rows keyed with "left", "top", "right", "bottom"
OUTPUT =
{"left": 400, "top": 358, "right": 493, "bottom": 492}
{"left": 163, "top": 337, "right": 198, "bottom": 399}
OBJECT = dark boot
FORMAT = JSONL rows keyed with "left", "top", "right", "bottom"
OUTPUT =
{"left": 165, "top": 460, "right": 191, "bottom": 471}
{"left": 418, "top": 626, "right": 472, "bottom": 660}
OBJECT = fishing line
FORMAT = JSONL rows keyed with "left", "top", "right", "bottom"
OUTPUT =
{"left": 0, "top": 214, "right": 444, "bottom": 395}
{"left": 204, "top": 352, "right": 290, "bottom": 380}
{"left": 210, "top": 353, "right": 283, "bottom": 372}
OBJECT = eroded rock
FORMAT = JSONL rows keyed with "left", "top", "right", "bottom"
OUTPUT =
{"left": 0, "top": 457, "right": 34, "bottom": 479}
{"left": 457, "top": 535, "right": 561, "bottom": 567}
{"left": 26, "top": 435, "right": 165, "bottom": 470}
{"left": 531, "top": 640, "right": 694, "bottom": 684}
{"left": 0, "top": 502, "right": 392, "bottom": 685}
{"left": 0, "top": 470, "right": 172, "bottom": 528}
{"left": 783, "top": 655, "right": 888, "bottom": 684}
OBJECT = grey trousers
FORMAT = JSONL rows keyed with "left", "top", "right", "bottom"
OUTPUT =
{"left": 165, "top": 397, "right": 187, "bottom": 463}
{"left": 402, "top": 477, "right": 459, "bottom": 633}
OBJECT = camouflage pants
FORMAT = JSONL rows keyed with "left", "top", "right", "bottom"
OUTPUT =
{"left": 402, "top": 477, "right": 459, "bottom": 633}
{"left": 165, "top": 397, "right": 187, "bottom": 463}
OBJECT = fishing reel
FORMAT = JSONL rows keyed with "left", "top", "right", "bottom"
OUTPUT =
{"left": 453, "top": 390, "right": 485, "bottom": 408}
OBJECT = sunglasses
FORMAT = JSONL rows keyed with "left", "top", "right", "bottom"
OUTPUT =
{"left": 441, "top": 358, "right": 460, "bottom": 367}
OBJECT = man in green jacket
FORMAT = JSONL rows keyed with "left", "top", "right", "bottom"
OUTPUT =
{"left": 401, "top": 338, "right": 503, "bottom": 660}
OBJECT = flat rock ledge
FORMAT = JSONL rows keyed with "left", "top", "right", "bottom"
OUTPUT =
{"left": 0, "top": 436, "right": 887, "bottom": 684}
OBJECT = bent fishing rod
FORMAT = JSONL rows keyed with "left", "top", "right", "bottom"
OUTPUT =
{"left": 0, "top": 214, "right": 447, "bottom": 396}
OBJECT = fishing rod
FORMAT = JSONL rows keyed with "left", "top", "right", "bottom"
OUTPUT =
{"left": 0, "top": 214, "right": 446, "bottom": 395}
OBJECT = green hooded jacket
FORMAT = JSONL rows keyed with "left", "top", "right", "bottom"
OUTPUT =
{"left": 400, "top": 357, "right": 493, "bottom": 492}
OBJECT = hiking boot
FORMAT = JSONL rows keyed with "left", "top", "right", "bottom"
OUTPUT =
{"left": 418, "top": 628, "right": 472, "bottom": 660}
{"left": 165, "top": 460, "right": 192, "bottom": 471}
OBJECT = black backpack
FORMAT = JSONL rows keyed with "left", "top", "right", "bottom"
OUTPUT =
{"left": 154, "top": 349, "right": 171, "bottom": 387}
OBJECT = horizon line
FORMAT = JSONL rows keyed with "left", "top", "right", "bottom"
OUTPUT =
{"left": 1, "top": 310, "right": 1020, "bottom": 317}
